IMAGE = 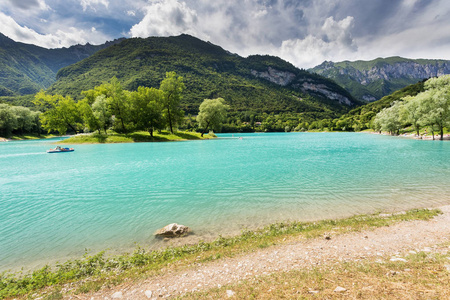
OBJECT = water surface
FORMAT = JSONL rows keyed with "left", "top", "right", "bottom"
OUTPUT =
{"left": 1, "top": 133, "right": 449, "bottom": 271}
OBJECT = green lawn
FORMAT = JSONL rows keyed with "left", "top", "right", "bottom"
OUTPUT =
{"left": 61, "top": 130, "right": 216, "bottom": 144}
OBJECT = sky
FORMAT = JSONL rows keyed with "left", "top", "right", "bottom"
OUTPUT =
{"left": 1, "top": 0, "right": 450, "bottom": 69}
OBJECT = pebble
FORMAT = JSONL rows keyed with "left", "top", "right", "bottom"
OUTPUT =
{"left": 390, "top": 257, "right": 407, "bottom": 262}
{"left": 334, "top": 286, "right": 347, "bottom": 292}
{"left": 111, "top": 291, "right": 123, "bottom": 299}
{"left": 144, "top": 290, "right": 153, "bottom": 298}
{"left": 226, "top": 290, "right": 235, "bottom": 297}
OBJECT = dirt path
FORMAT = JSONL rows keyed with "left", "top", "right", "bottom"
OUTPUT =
{"left": 74, "top": 205, "right": 450, "bottom": 299}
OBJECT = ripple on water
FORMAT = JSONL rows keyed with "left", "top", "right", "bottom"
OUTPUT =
{"left": 0, "top": 132, "right": 450, "bottom": 271}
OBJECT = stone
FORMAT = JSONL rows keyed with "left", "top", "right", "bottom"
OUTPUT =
{"left": 334, "top": 286, "right": 347, "bottom": 292}
{"left": 226, "top": 290, "right": 235, "bottom": 297}
{"left": 111, "top": 291, "right": 123, "bottom": 299}
{"left": 144, "top": 290, "right": 153, "bottom": 298}
{"left": 155, "top": 223, "right": 189, "bottom": 237}
{"left": 324, "top": 235, "right": 331, "bottom": 240}
{"left": 390, "top": 257, "right": 407, "bottom": 262}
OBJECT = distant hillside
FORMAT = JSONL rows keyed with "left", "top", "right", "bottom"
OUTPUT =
{"left": 326, "top": 80, "right": 425, "bottom": 131}
{"left": 49, "top": 34, "right": 359, "bottom": 120}
{"left": 0, "top": 33, "right": 124, "bottom": 96}
{"left": 309, "top": 56, "right": 450, "bottom": 102}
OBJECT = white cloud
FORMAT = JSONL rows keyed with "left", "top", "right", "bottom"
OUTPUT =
{"left": 127, "top": 10, "right": 136, "bottom": 16}
{"left": 279, "top": 16, "right": 357, "bottom": 68}
{"left": 0, "top": 11, "right": 108, "bottom": 48}
{"left": 80, "top": 0, "right": 109, "bottom": 12}
{"left": 130, "top": 0, "right": 200, "bottom": 38}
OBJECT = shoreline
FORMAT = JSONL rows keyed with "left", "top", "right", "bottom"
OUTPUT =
{"left": 2, "top": 204, "right": 448, "bottom": 299}
{"left": 78, "top": 204, "right": 450, "bottom": 299}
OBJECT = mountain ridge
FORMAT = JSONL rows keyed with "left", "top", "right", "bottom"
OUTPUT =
{"left": 0, "top": 32, "right": 124, "bottom": 96}
{"left": 309, "top": 56, "right": 450, "bottom": 102}
{"left": 49, "top": 34, "right": 359, "bottom": 119}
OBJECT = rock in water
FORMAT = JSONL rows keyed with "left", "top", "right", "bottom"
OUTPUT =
{"left": 155, "top": 223, "right": 189, "bottom": 237}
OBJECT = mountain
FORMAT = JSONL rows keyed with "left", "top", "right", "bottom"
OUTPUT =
{"left": 309, "top": 56, "right": 450, "bottom": 102}
{"left": 328, "top": 80, "right": 425, "bottom": 131}
{"left": 49, "top": 34, "right": 359, "bottom": 120}
{"left": 0, "top": 32, "right": 124, "bottom": 96}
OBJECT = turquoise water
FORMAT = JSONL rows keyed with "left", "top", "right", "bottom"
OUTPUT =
{"left": 1, "top": 133, "right": 450, "bottom": 271}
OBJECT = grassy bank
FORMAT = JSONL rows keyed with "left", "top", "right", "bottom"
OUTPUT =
{"left": 0, "top": 208, "right": 441, "bottom": 299}
{"left": 61, "top": 130, "right": 215, "bottom": 144}
{"left": 1, "top": 133, "right": 58, "bottom": 141}
{"left": 184, "top": 242, "right": 450, "bottom": 299}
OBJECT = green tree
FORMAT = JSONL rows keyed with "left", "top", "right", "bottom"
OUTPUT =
{"left": 422, "top": 76, "right": 450, "bottom": 140}
{"left": 10, "top": 106, "right": 36, "bottom": 134}
{"left": 373, "top": 101, "right": 403, "bottom": 135}
{"left": 160, "top": 71, "right": 185, "bottom": 133}
{"left": 92, "top": 95, "right": 112, "bottom": 134}
{"left": 401, "top": 95, "right": 423, "bottom": 136}
{"left": 78, "top": 98, "right": 100, "bottom": 133}
{"left": 129, "top": 86, "right": 164, "bottom": 137}
{"left": 33, "top": 90, "right": 80, "bottom": 135}
{"left": 196, "top": 98, "right": 229, "bottom": 136}
{"left": 0, "top": 104, "right": 17, "bottom": 137}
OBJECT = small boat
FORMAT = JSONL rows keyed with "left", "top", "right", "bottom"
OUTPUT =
{"left": 47, "top": 146, "right": 74, "bottom": 153}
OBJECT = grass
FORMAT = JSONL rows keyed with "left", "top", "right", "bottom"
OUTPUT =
{"left": 0, "top": 208, "right": 441, "bottom": 299}
{"left": 183, "top": 243, "right": 450, "bottom": 299}
{"left": 4, "top": 133, "right": 59, "bottom": 140}
{"left": 60, "top": 130, "right": 214, "bottom": 144}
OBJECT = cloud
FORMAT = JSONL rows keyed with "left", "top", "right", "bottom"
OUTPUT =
{"left": 130, "top": 0, "right": 199, "bottom": 37}
{"left": 279, "top": 16, "right": 357, "bottom": 68}
{"left": 0, "top": 11, "right": 108, "bottom": 48}
{"left": 80, "top": 0, "right": 109, "bottom": 12}
{"left": 7, "top": 0, "right": 50, "bottom": 11}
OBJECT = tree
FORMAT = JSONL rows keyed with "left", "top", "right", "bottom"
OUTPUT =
{"left": 33, "top": 90, "right": 80, "bottom": 135}
{"left": 401, "top": 95, "right": 423, "bottom": 136}
{"left": 373, "top": 101, "right": 403, "bottom": 135}
{"left": 10, "top": 106, "right": 36, "bottom": 134}
{"left": 82, "top": 77, "right": 129, "bottom": 133}
{"left": 92, "top": 95, "right": 112, "bottom": 134}
{"left": 129, "top": 87, "right": 164, "bottom": 137}
{"left": 196, "top": 98, "right": 230, "bottom": 136}
{"left": 422, "top": 76, "right": 450, "bottom": 140}
{"left": 0, "top": 104, "right": 17, "bottom": 137}
{"left": 78, "top": 98, "right": 100, "bottom": 133}
{"left": 160, "top": 71, "right": 185, "bottom": 133}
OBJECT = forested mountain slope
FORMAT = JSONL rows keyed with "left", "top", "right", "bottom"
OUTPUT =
{"left": 0, "top": 32, "right": 123, "bottom": 96}
{"left": 310, "top": 57, "right": 450, "bottom": 102}
{"left": 49, "top": 34, "right": 359, "bottom": 120}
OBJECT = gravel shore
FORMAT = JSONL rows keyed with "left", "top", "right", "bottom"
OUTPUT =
{"left": 72, "top": 205, "right": 450, "bottom": 299}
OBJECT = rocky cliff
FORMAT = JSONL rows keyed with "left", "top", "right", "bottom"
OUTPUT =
{"left": 310, "top": 57, "right": 450, "bottom": 102}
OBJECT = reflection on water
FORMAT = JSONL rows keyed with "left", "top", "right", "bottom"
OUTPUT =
{"left": 1, "top": 133, "right": 449, "bottom": 271}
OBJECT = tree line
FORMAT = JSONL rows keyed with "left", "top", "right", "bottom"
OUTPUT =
{"left": 0, "top": 71, "right": 230, "bottom": 138}
{"left": 373, "top": 75, "right": 450, "bottom": 140}
{"left": 0, "top": 104, "right": 41, "bottom": 137}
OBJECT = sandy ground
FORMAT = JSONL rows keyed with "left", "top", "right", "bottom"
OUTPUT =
{"left": 70, "top": 205, "right": 450, "bottom": 299}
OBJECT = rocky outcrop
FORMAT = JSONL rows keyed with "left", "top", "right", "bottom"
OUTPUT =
{"left": 251, "top": 67, "right": 296, "bottom": 86}
{"left": 309, "top": 57, "right": 450, "bottom": 102}
{"left": 298, "top": 82, "right": 352, "bottom": 105}
{"left": 331, "top": 61, "right": 450, "bottom": 86}
{"left": 155, "top": 223, "right": 190, "bottom": 237}
{"left": 251, "top": 67, "right": 354, "bottom": 106}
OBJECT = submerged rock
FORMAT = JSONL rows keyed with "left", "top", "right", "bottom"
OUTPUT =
{"left": 155, "top": 223, "right": 190, "bottom": 237}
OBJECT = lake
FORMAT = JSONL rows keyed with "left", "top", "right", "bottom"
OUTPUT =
{"left": 1, "top": 132, "right": 449, "bottom": 271}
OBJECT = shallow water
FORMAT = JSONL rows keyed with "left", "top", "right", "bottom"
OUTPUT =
{"left": 1, "top": 133, "right": 449, "bottom": 271}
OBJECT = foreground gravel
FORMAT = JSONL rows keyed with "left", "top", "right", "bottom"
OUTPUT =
{"left": 72, "top": 205, "right": 450, "bottom": 299}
